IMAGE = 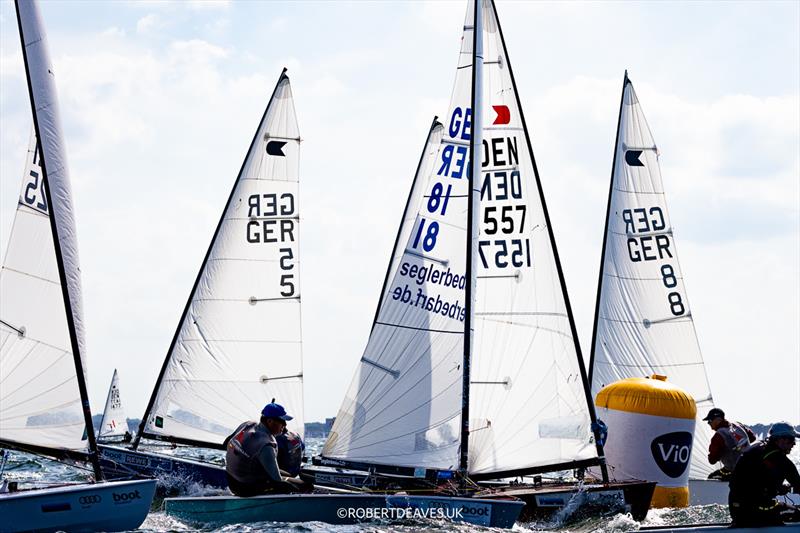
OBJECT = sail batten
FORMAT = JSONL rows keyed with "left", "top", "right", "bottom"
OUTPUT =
{"left": 137, "top": 71, "right": 304, "bottom": 448}
{"left": 589, "top": 74, "right": 714, "bottom": 480}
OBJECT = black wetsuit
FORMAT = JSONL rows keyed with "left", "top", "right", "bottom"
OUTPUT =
{"left": 729, "top": 441, "right": 800, "bottom": 527}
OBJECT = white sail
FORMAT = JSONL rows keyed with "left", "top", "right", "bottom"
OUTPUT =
{"left": 324, "top": 0, "right": 597, "bottom": 474}
{"left": 1, "top": 0, "right": 91, "bottom": 457}
{"left": 589, "top": 76, "right": 714, "bottom": 480}
{"left": 467, "top": 0, "right": 596, "bottom": 475}
{"left": 98, "top": 369, "right": 127, "bottom": 439}
{"left": 142, "top": 71, "right": 304, "bottom": 446}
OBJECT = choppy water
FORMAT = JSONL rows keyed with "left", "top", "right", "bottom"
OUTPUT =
{"left": 3, "top": 437, "right": 798, "bottom": 532}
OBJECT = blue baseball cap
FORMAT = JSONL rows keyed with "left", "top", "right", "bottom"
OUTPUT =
{"left": 261, "top": 402, "right": 293, "bottom": 421}
{"left": 769, "top": 422, "right": 800, "bottom": 440}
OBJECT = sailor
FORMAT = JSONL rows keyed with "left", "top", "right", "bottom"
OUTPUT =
{"left": 703, "top": 407, "right": 757, "bottom": 479}
{"left": 275, "top": 426, "right": 305, "bottom": 477}
{"left": 728, "top": 422, "right": 800, "bottom": 527}
{"left": 224, "top": 402, "right": 312, "bottom": 496}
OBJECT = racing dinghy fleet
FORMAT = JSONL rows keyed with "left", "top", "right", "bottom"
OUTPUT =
{"left": 1, "top": 0, "right": 785, "bottom": 531}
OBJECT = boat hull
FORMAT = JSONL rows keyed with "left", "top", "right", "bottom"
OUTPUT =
{"left": 641, "top": 523, "right": 800, "bottom": 533}
{"left": 0, "top": 478, "right": 156, "bottom": 533}
{"left": 481, "top": 480, "right": 656, "bottom": 522}
{"left": 98, "top": 444, "right": 227, "bottom": 489}
{"left": 165, "top": 493, "right": 524, "bottom": 528}
{"left": 689, "top": 479, "right": 800, "bottom": 506}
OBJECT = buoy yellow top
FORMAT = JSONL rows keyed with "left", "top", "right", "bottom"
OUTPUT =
{"left": 595, "top": 375, "right": 697, "bottom": 419}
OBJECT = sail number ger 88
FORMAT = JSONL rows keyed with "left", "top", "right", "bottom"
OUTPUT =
{"left": 623, "top": 207, "right": 685, "bottom": 317}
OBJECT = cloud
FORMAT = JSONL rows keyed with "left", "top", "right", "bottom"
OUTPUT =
{"left": 136, "top": 14, "right": 160, "bottom": 34}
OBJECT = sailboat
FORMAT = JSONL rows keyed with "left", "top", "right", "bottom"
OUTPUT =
{"left": 297, "top": 0, "right": 653, "bottom": 522}
{"left": 0, "top": 1, "right": 155, "bottom": 531}
{"left": 587, "top": 72, "right": 719, "bottom": 505}
{"left": 97, "top": 369, "right": 129, "bottom": 443}
{"left": 98, "top": 69, "right": 304, "bottom": 489}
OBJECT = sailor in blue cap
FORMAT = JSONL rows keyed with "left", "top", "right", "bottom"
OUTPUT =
{"left": 223, "top": 402, "right": 311, "bottom": 496}
{"left": 729, "top": 422, "right": 800, "bottom": 527}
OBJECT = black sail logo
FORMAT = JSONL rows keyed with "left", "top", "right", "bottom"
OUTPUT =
{"left": 625, "top": 150, "right": 644, "bottom": 167}
{"left": 650, "top": 431, "right": 693, "bottom": 478}
{"left": 266, "top": 141, "right": 287, "bottom": 156}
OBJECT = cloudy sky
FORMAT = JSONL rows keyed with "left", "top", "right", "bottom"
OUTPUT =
{"left": 1, "top": 0, "right": 798, "bottom": 426}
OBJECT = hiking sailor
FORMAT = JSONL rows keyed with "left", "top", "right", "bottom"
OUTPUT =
{"left": 224, "top": 402, "right": 312, "bottom": 496}
{"left": 729, "top": 422, "right": 800, "bottom": 527}
{"left": 703, "top": 407, "right": 757, "bottom": 479}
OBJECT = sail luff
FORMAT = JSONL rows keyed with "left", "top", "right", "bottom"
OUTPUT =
{"left": 461, "top": 0, "right": 484, "bottom": 476}
{"left": 13, "top": 0, "right": 102, "bottom": 479}
{"left": 588, "top": 72, "right": 629, "bottom": 388}
{"left": 472, "top": 0, "right": 606, "bottom": 478}
{"left": 133, "top": 69, "right": 291, "bottom": 450}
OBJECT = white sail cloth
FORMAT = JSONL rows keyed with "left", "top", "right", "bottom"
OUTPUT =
{"left": 590, "top": 79, "right": 714, "bottom": 480}
{"left": 143, "top": 74, "right": 304, "bottom": 445}
{"left": 1, "top": 1, "right": 90, "bottom": 456}
{"left": 324, "top": 0, "right": 597, "bottom": 475}
{"left": 98, "top": 369, "right": 127, "bottom": 439}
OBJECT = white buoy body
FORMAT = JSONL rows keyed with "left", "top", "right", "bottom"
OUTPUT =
{"left": 596, "top": 375, "right": 696, "bottom": 508}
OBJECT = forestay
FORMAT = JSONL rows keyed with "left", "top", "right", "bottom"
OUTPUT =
{"left": 98, "top": 369, "right": 127, "bottom": 439}
{"left": 589, "top": 75, "right": 713, "bottom": 479}
{"left": 324, "top": 0, "right": 598, "bottom": 476}
{"left": 0, "top": 129, "right": 89, "bottom": 455}
{"left": 142, "top": 72, "right": 304, "bottom": 446}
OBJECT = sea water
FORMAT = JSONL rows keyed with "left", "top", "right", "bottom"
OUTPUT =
{"left": 2, "top": 437, "right": 798, "bottom": 532}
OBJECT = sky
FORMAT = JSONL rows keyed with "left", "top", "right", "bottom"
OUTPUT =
{"left": 0, "top": 0, "right": 798, "bottom": 427}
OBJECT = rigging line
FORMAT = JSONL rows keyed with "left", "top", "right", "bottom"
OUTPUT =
{"left": 0, "top": 319, "right": 24, "bottom": 336}
{"left": 612, "top": 187, "right": 664, "bottom": 195}
{"left": 605, "top": 272, "right": 683, "bottom": 282}
{"left": 1, "top": 265, "right": 60, "bottom": 285}
{"left": 373, "top": 321, "right": 461, "bottom": 335}
{"left": 475, "top": 311, "right": 567, "bottom": 317}
{"left": 0, "top": 352, "right": 72, "bottom": 405}
{"left": 180, "top": 338, "right": 301, "bottom": 344}
{"left": 404, "top": 249, "right": 449, "bottom": 267}
{"left": 599, "top": 315, "right": 692, "bottom": 325}
{"left": 594, "top": 360, "right": 705, "bottom": 368}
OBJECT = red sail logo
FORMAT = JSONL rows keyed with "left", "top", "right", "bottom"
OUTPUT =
{"left": 492, "top": 105, "right": 510, "bottom": 125}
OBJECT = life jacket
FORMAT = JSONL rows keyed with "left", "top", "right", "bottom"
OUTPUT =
{"left": 225, "top": 421, "right": 277, "bottom": 484}
{"left": 275, "top": 430, "right": 304, "bottom": 476}
{"left": 716, "top": 421, "right": 753, "bottom": 471}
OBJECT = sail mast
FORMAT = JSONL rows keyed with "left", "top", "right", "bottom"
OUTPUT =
{"left": 588, "top": 71, "right": 629, "bottom": 386}
{"left": 487, "top": 0, "right": 608, "bottom": 481}
{"left": 133, "top": 68, "right": 290, "bottom": 450}
{"left": 461, "top": 0, "right": 484, "bottom": 477}
{"left": 13, "top": 0, "right": 102, "bottom": 480}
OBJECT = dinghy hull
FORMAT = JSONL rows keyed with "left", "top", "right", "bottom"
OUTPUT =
{"left": 165, "top": 493, "right": 524, "bottom": 528}
{"left": 0, "top": 478, "right": 156, "bottom": 533}
{"left": 98, "top": 445, "right": 227, "bottom": 488}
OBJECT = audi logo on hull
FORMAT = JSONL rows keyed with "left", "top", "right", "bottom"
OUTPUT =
{"left": 78, "top": 495, "right": 101, "bottom": 505}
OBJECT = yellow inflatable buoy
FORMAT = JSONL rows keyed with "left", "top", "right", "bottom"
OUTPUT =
{"left": 595, "top": 375, "right": 696, "bottom": 508}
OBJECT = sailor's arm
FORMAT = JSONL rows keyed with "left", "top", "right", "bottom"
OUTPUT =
{"left": 785, "top": 459, "right": 800, "bottom": 493}
{"left": 708, "top": 433, "right": 725, "bottom": 464}
{"left": 257, "top": 442, "right": 284, "bottom": 483}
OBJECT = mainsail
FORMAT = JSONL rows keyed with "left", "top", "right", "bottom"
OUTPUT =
{"left": 98, "top": 369, "right": 127, "bottom": 439}
{"left": 588, "top": 73, "right": 714, "bottom": 480}
{"left": 137, "top": 70, "right": 304, "bottom": 449}
{"left": 323, "top": 0, "right": 600, "bottom": 478}
{"left": 1, "top": 0, "right": 100, "bottom": 476}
